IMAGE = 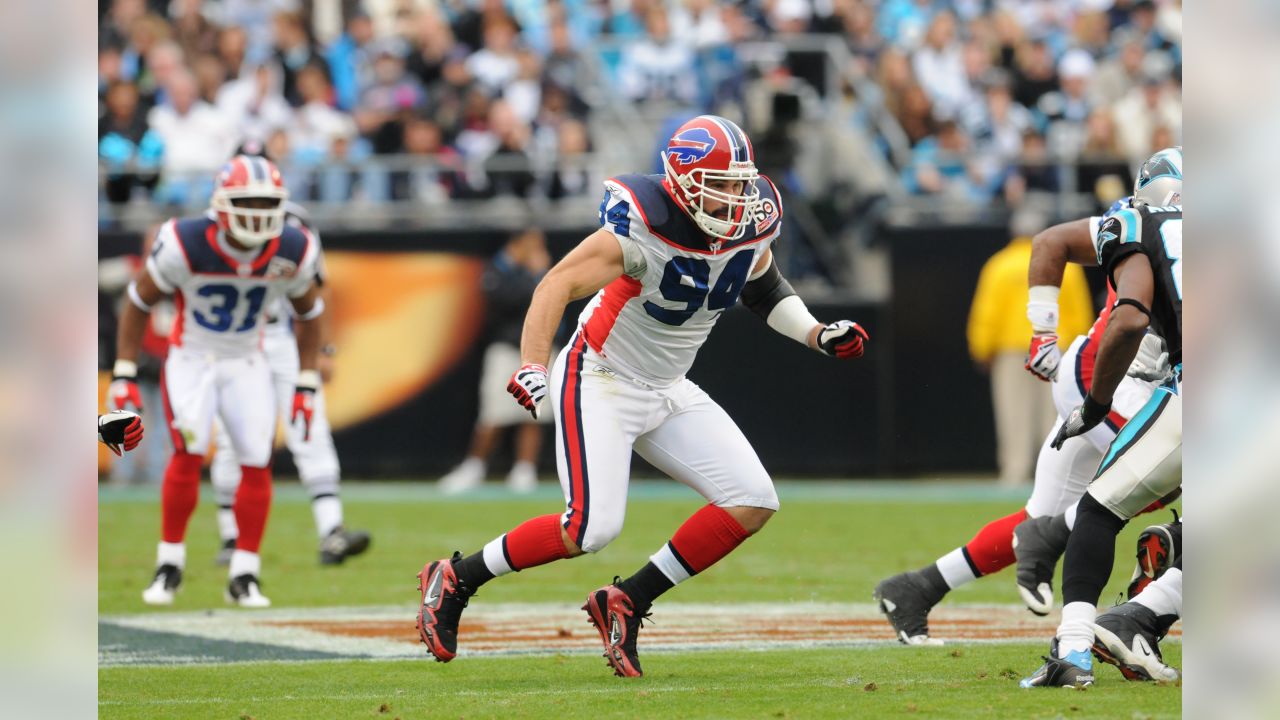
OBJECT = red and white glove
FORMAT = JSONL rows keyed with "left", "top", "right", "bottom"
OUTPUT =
{"left": 1025, "top": 333, "right": 1061, "bottom": 381}
{"left": 108, "top": 359, "right": 144, "bottom": 412}
{"left": 292, "top": 369, "right": 320, "bottom": 441}
{"left": 507, "top": 363, "right": 548, "bottom": 419}
{"left": 98, "top": 410, "right": 144, "bottom": 456}
{"left": 816, "top": 320, "right": 869, "bottom": 359}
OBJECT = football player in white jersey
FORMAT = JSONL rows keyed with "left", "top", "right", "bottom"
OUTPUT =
{"left": 208, "top": 190, "right": 370, "bottom": 567}
{"left": 109, "top": 155, "right": 325, "bottom": 608}
{"left": 414, "top": 115, "right": 870, "bottom": 677}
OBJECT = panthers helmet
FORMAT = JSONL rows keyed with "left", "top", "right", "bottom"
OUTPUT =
{"left": 661, "top": 115, "right": 761, "bottom": 241}
{"left": 1133, "top": 146, "right": 1182, "bottom": 207}
{"left": 210, "top": 155, "right": 289, "bottom": 247}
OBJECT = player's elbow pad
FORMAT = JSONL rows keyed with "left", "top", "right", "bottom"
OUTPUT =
{"left": 739, "top": 257, "right": 796, "bottom": 321}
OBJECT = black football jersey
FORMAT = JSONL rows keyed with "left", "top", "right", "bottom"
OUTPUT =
{"left": 1093, "top": 204, "right": 1183, "bottom": 364}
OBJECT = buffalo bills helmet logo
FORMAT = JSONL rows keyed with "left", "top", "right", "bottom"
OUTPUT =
{"left": 667, "top": 127, "right": 717, "bottom": 166}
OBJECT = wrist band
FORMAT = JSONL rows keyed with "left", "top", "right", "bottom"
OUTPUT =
{"left": 294, "top": 297, "right": 325, "bottom": 321}
{"left": 1027, "top": 286, "right": 1060, "bottom": 332}
{"left": 127, "top": 281, "right": 152, "bottom": 312}
{"left": 112, "top": 359, "right": 138, "bottom": 379}
{"left": 297, "top": 369, "right": 321, "bottom": 389}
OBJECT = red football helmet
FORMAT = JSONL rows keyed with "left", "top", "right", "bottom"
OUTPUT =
{"left": 661, "top": 115, "right": 761, "bottom": 241}
{"left": 210, "top": 155, "right": 289, "bottom": 246}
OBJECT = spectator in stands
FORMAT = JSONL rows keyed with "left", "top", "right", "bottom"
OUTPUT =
{"left": 292, "top": 62, "right": 355, "bottom": 163}
{"left": 99, "top": 80, "right": 161, "bottom": 203}
{"left": 392, "top": 114, "right": 459, "bottom": 203}
{"left": 912, "top": 11, "right": 970, "bottom": 119}
{"left": 273, "top": 11, "right": 330, "bottom": 108}
{"left": 504, "top": 49, "right": 543, "bottom": 124}
{"left": 546, "top": 118, "right": 592, "bottom": 199}
{"left": 221, "top": 0, "right": 292, "bottom": 66}
{"left": 903, "top": 119, "right": 988, "bottom": 199}
{"left": 191, "top": 53, "right": 228, "bottom": 105}
{"left": 618, "top": 5, "right": 699, "bottom": 107}
{"left": 100, "top": 0, "right": 146, "bottom": 49}
{"left": 835, "top": 0, "right": 884, "bottom": 73}
{"left": 406, "top": 10, "right": 460, "bottom": 93}
{"left": 139, "top": 41, "right": 185, "bottom": 108}
{"left": 894, "top": 83, "right": 937, "bottom": 147}
{"left": 326, "top": 11, "right": 376, "bottom": 111}
{"left": 1041, "top": 48, "right": 1093, "bottom": 125}
{"left": 542, "top": 16, "right": 590, "bottom": 112}
{"left": 217, "top": 26, "right": 249, "bottom": 81}
{"left": 354, "top": 38, "right": 426, "bottom": 154}
{"left": 147, "top": 69, "right": 235, "bottom": 201}
{"left": 1010, "top": 35, "right": 1057, "bottom": 110}
{"left": 1003, "top": 128, "right": 1058, "bottom": 202}
{"left": 967, "top": 209, "right": 1093, "bottom": 486}
{"left": 170, "top": 0, "right": 219, "bottom": 59}
{"left": 1113, "top": 54, "right": 1180, "bottom": 163}
{"left": 452, "top": 0, "right": 520, "bottom": 52}
{"left": 480, "top": 100, "right": 537, "bottom": 198}
{"left": 1076, "top": 108, "right": 1130, "bottom": 199}
{"left": 216, "top": 60, "right": 293, "bottom": 145}
{"left": 438, "top": 228, "right": 553, "bottom": 495}
{"left": 602, "top": 0, "right": 656, "bottom": 40}
{"left": 671, "top": 0, "right": 730, "bottom": 49}
{"left": 1091, "top": 32, "right": 1146, "bottom": 106}
{"left": 878, "top": 0, "right": 934, "bottom": 49}
{"left": 968, "top": 71, "right": 1031, "bottom": 164}
{"left": 466, "top": 15, "right": 522, "bottom": 96}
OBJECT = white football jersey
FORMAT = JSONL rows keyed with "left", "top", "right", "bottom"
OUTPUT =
{"left": 262, "top": 209, "right": 328, "bottom": 338}
{"left": 577, "top": 173, "right": 784, "bottom": 387}
{"left": 146, "top": 215, "right": 320, "bottom": 357}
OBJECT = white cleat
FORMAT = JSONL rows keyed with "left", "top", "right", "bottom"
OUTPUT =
{"left": 226, "top": 574, "right": 272, "bottom": 608}
{"left": 141, "top": 564, "right": 182, "bottom": 606}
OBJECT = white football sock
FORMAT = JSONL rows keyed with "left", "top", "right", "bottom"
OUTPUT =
{"left": 482, "top": 535, "right": 516, "bottom": 578}
{"left": 229, "top": 550, "right": 261, "bottom": 579}
{"left": 156, "top": 541, "right": 186, "bottom": 569}
{"left": 1057, "top": 601, "right": 1097, "bottom": 656}
{"left": 935, "top": 548, "right": 979, "bottom": 590}
{"left": 216, "top": 506, "right": 239, "bottom": 542}
{"left": 311, "top": 495, "right": 343, "bottom": 538}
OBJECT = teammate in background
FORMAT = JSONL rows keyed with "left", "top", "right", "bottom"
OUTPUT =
{"left": 1018, "top": 147, "right": 1183, "bottom": 688}
{"left": 109, "top": 155, "right": 325, "bottom": 608}
{"left": 414, "top": 115, "right": 870, "bottom": 677}
{"left": 209, "top": 146, "right": 370, "bottom": 566}
{"left": 874, "top": 193, "right": 1168, "bottom": 645}
{"left": 438, "top": 229, "right": 554, "bottom": 495}
{"left": 99, "top": 410, "right": 144, "bottom": 455}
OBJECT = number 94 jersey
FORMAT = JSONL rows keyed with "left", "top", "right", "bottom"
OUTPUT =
{"left": 146, "top": 216, "right": 320, "bottom": 357}
{"left": 580, "top": 173, "right": 784, "bottom": 387}
{"left": 1093, "top": 204, "right": 1183, "bottom": 364}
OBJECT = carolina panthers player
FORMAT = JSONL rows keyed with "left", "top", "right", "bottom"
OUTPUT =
{"left": 206, "top": 147, "right": 370, "bottom": 567}
{"left": 110, "top": 155, "right": 325, "bottom": 608}
{"left": 1018, "top": 147, "right": 1183, "bottom": 688}
{"left": 873, "top": 193, "right": 1173, "bottom": 645}
{"left": 413, "top": 115, "right": 870, "bottom": 677}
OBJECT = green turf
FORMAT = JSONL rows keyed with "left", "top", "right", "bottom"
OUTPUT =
{"left": 99, "top": 480, "right": 1182, "bottom": 718}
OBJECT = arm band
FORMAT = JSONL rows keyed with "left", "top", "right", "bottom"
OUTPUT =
{"left": 127, "top": 281, "right": 153, "bottom": 312}
{"left": 766, "top": 296, "right": 821, "bottom": 345}
{"left": 1026, "top": 285, "right": 1060, "bottom": 332}
{"left": 292, "top": 297, "right": 326, "bottom": 321}
{"left": 740, "top": 254, "right": 797, "bottom": 320}
{"left": 1112, "top": 297, "right": 1151, "bottom": 318}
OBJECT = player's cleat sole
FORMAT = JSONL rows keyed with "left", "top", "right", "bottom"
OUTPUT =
{"left": 141, "top": 564, "right": 183, "bottom": 606}
{"left": 415, "top": 552, "right": 475, "bottom": 663}
{"left": 215, "top": 538, "right": 235, "bottom": 567}
{"left": 319, "top": 526, "right": 372, "bottom": 565}
{"left": 583, "top": 581, "right": 647, "bottom": 678}
{"left": 873, "top": 571, "right": 944, "bottom": 646}
{"left": 1020, "top": 646, "right": 1095, "bottom": 689}
{"left": 1091, "top": 602, "right": 1180, "bottom": 682}
{"left": 225, "top": 574, "right": 271, "bottom": 608}
{"left": 1013, "top": 515, "right": 1070, "bottom": 616}
{"left": 1126, "top": 514, "right": 1181, "bottom": 600}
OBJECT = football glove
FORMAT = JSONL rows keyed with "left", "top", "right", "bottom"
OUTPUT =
{"left": 1127, "top": 333, "right": 1172, "bottom": 383}
{"left": 816, "top": 320, "right": 869, "bottom": 359}
{"left": 292, "top": 370, "right": 320, "bottom": 441}
{"left": 1025, "top": 333, "right": 1061, "bottom": 381}
{"left": 507, "top": 363, "right": 548, "bottom": 419}
{"left": 1051, "top": 395, "right": 1111, "bottom": 449}
{"left": 98, "top": 410, "right": 144, "bottom": 456}
{"left": 108, "top": 360, "right": 144, "bottom": 412}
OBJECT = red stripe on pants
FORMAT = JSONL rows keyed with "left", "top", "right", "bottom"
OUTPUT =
{"left": 561, "top": 336, "right": 589, "bottom": 545}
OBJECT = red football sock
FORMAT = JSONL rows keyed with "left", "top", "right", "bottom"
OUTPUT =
{"left": 963, "top": 508, "right": 1028, "bottom": 576}
{"left": 234, "top": 466, "right": 273, "bottom": 553}
{"left": 161, "top": 452, "right": 203, "bottom": 544}
{"left": 669, "top": 504, "right": 750, "bottom": 574}
{"left": 504, "top": 514, "right": 571, "bottom": 570}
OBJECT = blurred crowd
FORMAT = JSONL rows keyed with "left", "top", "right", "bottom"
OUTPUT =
{"left": 98, "top": 0, "right": 1181, "bottom": 210}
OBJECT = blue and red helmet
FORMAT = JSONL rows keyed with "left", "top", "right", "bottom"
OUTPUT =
{"left": 661, "top": 115, "right": 761, "bottom": 241}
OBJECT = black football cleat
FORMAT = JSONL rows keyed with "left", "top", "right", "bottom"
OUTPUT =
{"left": 583, "top": 579, "right": 649, "bottom": 678}
{"left": 1013, "top": 514, "right": 1071, "bottom": 616}
{"left": 1020, "top": 640, "right": 1095, "bottom": 689}
{"left": 874, "top": 571, "right": 944, "bottom": 645}
{"left": 141, "top": 564, "right": 183, "bottom": 606}
{"left": 225, "top": 574, "right": 271, "bottom": 608}
{"left": 319, "top": 526, "right": 372, "bottom": 565}
{"left": 1127, "top": 511, "right": 1181, "bottom": 599}
{"left": 1091, "top": 601, "right": 1179, "bottom": 681}
{"left": 415, "top": 552, "right": 476, "bottom": 662}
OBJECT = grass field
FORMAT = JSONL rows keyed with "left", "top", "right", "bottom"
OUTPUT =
{"left": 99, "top": 480, "right": 1181, "bottom": 719}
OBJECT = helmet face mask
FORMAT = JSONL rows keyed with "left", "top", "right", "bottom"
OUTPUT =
{"left": 211, "top": 156, "right": 289, "bottom": 247}
{"left": 1133, "top": 146, "right": 1182, "bottom": 207}
{"left": 662, "top": 116, "right": 761, "bottom": 241}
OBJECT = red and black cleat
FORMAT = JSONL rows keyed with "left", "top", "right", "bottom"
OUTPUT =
{"left": 583, "top": 579, "right": 650, "bottom": 678}
{"left": 415, "top": 552, "right": 475, "bottom": 662}
{"left": 1126, "top": 511, "right": 1181, "bottom": 600}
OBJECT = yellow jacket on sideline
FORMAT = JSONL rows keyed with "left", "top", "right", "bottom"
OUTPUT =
{"left": 967, "top": 237, "right": 1094, "bottom": 363}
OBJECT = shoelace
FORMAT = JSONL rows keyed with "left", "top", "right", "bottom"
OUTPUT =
{"left": 436, "top": 582, "right": 477, "bottom": 628}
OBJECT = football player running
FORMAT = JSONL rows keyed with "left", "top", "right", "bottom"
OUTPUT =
{"left": 413, "top": 115, "right": 870, "bottom": 677}
{"left": 873, "top": 192, "right": 1173, "bottom": 644}
{"left": 110, "top": 155, "right": 325, "bottom": 608}
{"left": 1019, "top": 147, "right": 1183, "bottom": 688}
{"left": 207, "top": 148, "right": 370, "bottom": 567}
